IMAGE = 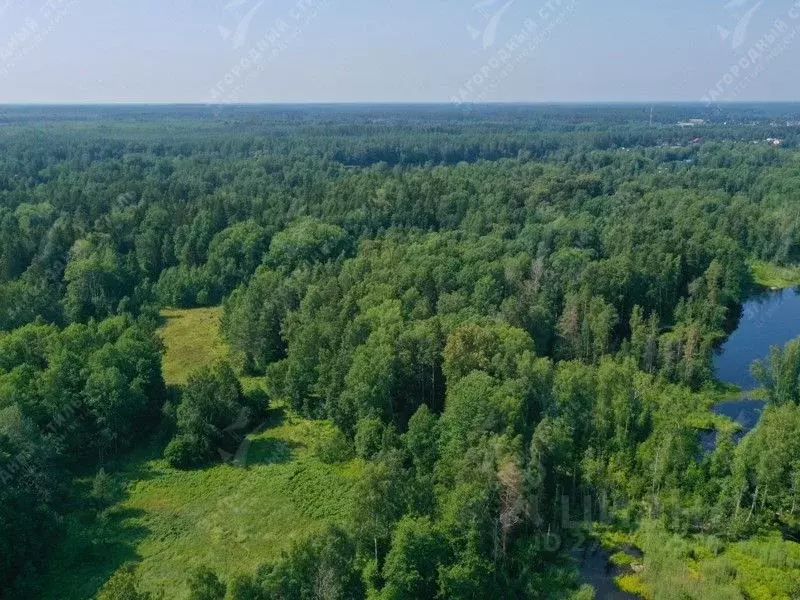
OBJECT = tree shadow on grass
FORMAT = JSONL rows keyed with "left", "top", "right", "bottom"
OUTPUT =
{"left": 243, "top": 435, "right": 300, "bottom": 466}
{"left": 264, "top": 404, "right": 287, "bottom": 428}
{"left": 42, "top": 505, "right": 150, "bottom": 600}
{"left": 100, "top": 436, "right": 174, "bottom": 484}
{"left": 39, "top": 442, "right": 171, "bottom": 599}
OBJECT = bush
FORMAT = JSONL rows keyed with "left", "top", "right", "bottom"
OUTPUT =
{"left": 314, "top": 428, "right": 355, "bottom": 464}
{"left": 164, "top": 434, "right": 212, "bottom": 469}
{"left": 242, "top": 387, "right": 270, "bottom": 422}
{"left": 257, "top": 526, "right": 363, "bottom": 599}
{"left": 570, "top": 584, "right": 596, "bottom": 600}
{"left": 163, "top": 360, "right": 245, "bottom": 469}
{"left": 227, "top": 575, "right": 264, "bottom": 600}
{"left": 91, "top": 468, "right": 121, "bottom": 506}
{"left": 187, "top": 567, "right": 225, "bottom": 600}
{"left": 354, "top": 416, "right": 384, "bottom": 460}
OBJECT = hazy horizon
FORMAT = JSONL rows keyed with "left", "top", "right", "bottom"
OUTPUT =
{"left": 3, "top": 101, "right": 800, "bottom": 106}
{"left": 2, "top": 0, "right": 800, "bottom": 104}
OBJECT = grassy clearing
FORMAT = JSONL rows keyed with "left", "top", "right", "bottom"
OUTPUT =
{"left": 749, "top": 260, "right": 800, "bottom": 290}
{"left": 724, "top": 535, "right": 800, "bottom": 599}
{"left": 160, "top": 306, "right": 228, "bottom": 385}
{"left": 40, "top": 307, "right": 362, "bottom": 599}
{"left": 615, "top": 572, "right": 649, "bottom": 597}
{"left": 588, "top": 521, "right": 800, "bottom": 599}
{"left": 685, "top": 407, "right": 742, "bottom": 438}
{"left": 129, "top": 416, "right": 360, "bottom": 598}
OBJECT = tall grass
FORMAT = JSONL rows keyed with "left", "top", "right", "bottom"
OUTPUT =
{"left": 634, "top": 521, "right": 800, "bottom": 600}
{"left": 39, "top": 308, "right": 363, "bottom": 599}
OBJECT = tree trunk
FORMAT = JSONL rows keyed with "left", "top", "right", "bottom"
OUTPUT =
{"left": 746, "top": 486, "right": 759, "bottom": 524}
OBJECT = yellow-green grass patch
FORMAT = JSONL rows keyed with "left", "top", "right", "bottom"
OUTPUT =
{"left": 160, "top": 307, "right": 228, "bottom": 385}
{"left": 631, "top": 521, "right": 800, "bottom": 600}
{"left": 749, "top": 260, "right": 800, "bottom": 290}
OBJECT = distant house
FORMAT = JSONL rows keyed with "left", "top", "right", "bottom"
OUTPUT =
{"left": 678, "top": 118, "right": 706, "bottom": 127}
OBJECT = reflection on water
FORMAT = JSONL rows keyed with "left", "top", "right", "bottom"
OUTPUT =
{"left": 699, "top": 399, "right": 766, "bottom": 452}
{"left": 590, "top": 288, "right": 800, "bottom": 593}
{"left": 703, "top": 286, "right": 800, "bottom": 452}
{"left": 713, "top": 399, "right": 765, "bottom": 432}
{"left": 713, "top": 287, "right": 800, "bottom": 390}
{"left": 575, "top": 546, "right": 641, "bottom": 600}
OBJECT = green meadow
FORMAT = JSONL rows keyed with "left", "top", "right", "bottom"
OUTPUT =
{"left": 40, "top": 308, "right": 363, "bottom": 599}
{"left": 593, "top": 522, "right": 800, "bottom": 600}
{"left": 160, "top": 306, "right": 229, "bottom": 386}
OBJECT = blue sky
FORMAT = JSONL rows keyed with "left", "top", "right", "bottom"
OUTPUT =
{"left": 0, "top": 0, "right": 798, "bottom": 103}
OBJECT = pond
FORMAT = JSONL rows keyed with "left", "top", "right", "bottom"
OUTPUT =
{"left": 699, "top": 399, "right": 767, "bottom": 452}
{"left": 579, "top": 287, "right": 800, "bottom": 594}
{"left": 713, "top": 286, "right": 800, "bottom": 390}
{"left": 703, "top": 286, "right": 800, "bottom": 448}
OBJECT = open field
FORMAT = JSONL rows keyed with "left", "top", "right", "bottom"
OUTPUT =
{"left": 160, "top": 306, "right": 229, "bottom": 385}
{"left": 39, "top": 308, "right": 362, "bottom": 599}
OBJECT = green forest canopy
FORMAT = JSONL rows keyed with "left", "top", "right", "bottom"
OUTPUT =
{"left": 1, "top": 104, "right": 800, "bottom": 599}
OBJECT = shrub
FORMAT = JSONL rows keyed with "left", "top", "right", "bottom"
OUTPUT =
{"left": 91, "top": 468, "right": 121, "bottom": 506}
{"left": 354, "top": 416, "right": 384, "bottom": 460}
{"left": 187, "top": 567, "right": 225, "bottom": 600}
{"left": 315, "top": 428, "right": 355, "bottom": 464}
{"left": 164, "top": 433, "right": 212, "bottom": 469}
{"left": 163, "top": 360, "right": 245, "bottom": 469}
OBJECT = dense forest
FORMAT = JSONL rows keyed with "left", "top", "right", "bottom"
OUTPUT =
{"left": 1, "top": 104, "right": 800, "bottom": 599}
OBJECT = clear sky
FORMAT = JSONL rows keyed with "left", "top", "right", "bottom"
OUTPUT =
{"left": 1, "top": 0, "right": 798, "bottom": 103}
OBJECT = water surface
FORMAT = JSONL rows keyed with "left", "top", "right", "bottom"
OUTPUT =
{"left": 713, "top": 287, "right": 800, "bottom": 389}
{"left": 575, "top": 546, "right": 641, "bottom": 600}
{"left": 702, "top": 286, "right": 800, "bottom": 450}
{"left": 699, "top": 399, "right": 766, "bottom": 452}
